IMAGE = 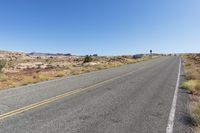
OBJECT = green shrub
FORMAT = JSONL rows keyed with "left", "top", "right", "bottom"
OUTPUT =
{"left": 0, "top": 60, "right": 6, "bottom": 72}
{"left": 83, "top": 55, "right": 92, "bottom": 63}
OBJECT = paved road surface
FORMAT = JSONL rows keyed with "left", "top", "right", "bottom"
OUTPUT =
{"left": 0, "top": 56, "right": 192, "bottom": 133}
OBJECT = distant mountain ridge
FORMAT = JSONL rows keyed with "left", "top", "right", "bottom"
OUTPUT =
{"left": 28, "top": 52, "right": 71, "bottom": 56}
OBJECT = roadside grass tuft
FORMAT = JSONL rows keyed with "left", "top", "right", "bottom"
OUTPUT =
{"left": 181, "top": 80, "right": 200, "bottom": 94}
{"left": 185, "top": 62, "right": 192, "bottom": 67}
{"left": 22, "top": 76, "right": 34, "bottom": 85}
{"left": 191, "top": 102, "right": 200, "bottom": 126}
{"left": 56, "top": 71, "right": 65, "bottom": 77}
{"left": 70, "top": 68, "right": 80, "bottom": 75}
{"left": 96, "top": 64, "right": 106, "bottom": 70}
{"left": 37, "top": 74, "right": 51, "bottom": 81}
{"left": 185, "top": 71, "right": 196, "bottom": 80}
{"left": 0, "top": 73, "right": 7, "bottom": 82}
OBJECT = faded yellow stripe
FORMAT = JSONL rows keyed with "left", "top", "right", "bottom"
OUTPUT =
{"left": 0, "top": 68, "right": 142, "bottom": 120}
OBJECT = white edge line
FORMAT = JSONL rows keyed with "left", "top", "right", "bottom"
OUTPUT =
{"left": 166, "top": 58, "right": 181, "bottom": 133}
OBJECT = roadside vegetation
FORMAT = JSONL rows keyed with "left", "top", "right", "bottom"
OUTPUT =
{"left": 83, "top": 55, "right": 93, "bottom": 63}
{"left": 0, "top": 60, "right": 6, "bottom": 72}
{"left": 181, "top": 54, "right": 200, "bottom": 132}
{"left": 0, "top": 53, "right": 156, "bottom": 90}
{"left": 0, "top": 60, "right": 7, "bottom": 83}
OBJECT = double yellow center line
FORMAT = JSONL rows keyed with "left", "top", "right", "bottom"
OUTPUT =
{"left": 0, "top": 69, "right": 141, "bottom": 120}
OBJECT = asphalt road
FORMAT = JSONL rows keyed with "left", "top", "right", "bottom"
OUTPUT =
{"left": 0, "top": 56, "right": 192, "bottom": 133}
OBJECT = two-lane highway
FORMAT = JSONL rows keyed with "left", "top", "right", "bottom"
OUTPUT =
{"left": 0, "top": 57, "right": 191, "bottom": 133}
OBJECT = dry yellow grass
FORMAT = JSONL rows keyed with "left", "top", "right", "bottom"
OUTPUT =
{"left": 21, "top": 73, "right": 52, "bottom": 86}
{"left": 190, "top": 100, "right": 200, "bottom": 133}
{"left": 182, "top": 54, "right": 200, "bottom": 131}
{"left": 37, "top": 74, "right": 50, "bottom": 81}
{"left": 0, "top": 73, "right": 7, "bottom": 82}
{"left": 181, "top": 80, "right": 200, "bottom": 94}
{"left": 96, "top": 64, "right": 109, "bottom": 70}
{"left": 183, "top": 55, "right": 200, "bottom": 80}
{"left": 56, "top": 71, "right": 65, "bottom": 77}
{"left": 22, "top": 76, "right": 34, "bottom": 85}
{"left": 185, "top": 70, "right": 196, "bottom": 80}
{"left": 191, "top": 102, "right": 200, "bottom": 126}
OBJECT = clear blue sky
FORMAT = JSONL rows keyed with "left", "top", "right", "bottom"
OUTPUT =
{"left": 0, "top": 0, "right": 199, "bottom": 55}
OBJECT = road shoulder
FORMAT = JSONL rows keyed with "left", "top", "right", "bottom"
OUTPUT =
{"left": 174, "top": 67, "right": 194, "bottom": 133}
